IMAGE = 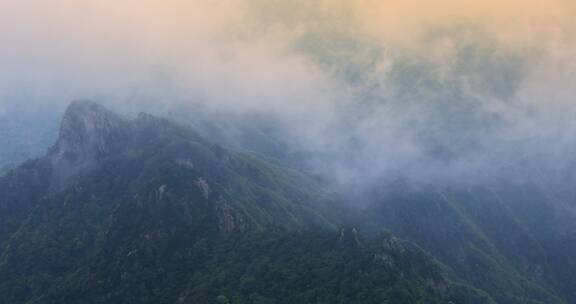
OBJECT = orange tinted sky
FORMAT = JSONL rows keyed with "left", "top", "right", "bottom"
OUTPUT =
{"left": 0, "top": 0, "right": 574, "bottom": 109}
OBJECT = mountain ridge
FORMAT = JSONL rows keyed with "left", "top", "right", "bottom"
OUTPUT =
{"left": 0, "top": 101, "right": 573, "bottom": 303}
{"left": 48, "top": 100, "right": 130, "bottom": 192}
{"left": 0, "top": 101, "right": 496, "bottom": 303}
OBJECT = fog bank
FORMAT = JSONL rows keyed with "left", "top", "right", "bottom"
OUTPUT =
{"left": 1, "top": 0, "right": 576, "bottom": 189}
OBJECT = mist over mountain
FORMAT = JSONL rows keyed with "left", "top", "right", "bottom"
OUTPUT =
{"left": 1, "top": 0, "right": 575, "bottom": 191}
{"left": 0, "top": 101, "right": 493, "bottom": 303}
{"left": 2, "top": 1, "right": 576, "bottom": 303}
{"left": 1, "top": 101, "right": 575, "bottom": 303}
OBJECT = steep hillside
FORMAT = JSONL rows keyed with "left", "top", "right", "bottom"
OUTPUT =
{"left": 0, "top": 101, "right": 491, "bottom": 303}
{"left": 362, "top": 182, "right": 574, "bottom": 303}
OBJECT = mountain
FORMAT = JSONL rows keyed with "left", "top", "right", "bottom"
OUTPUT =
{"left": 3, "top": 101, "right": 576, "bottom": 303}
{"left": 0, "top": 101, "right": 495, "bottom": 304}
{"left": 0, "top": 104, "right": 60, "bottom": 173}
{"left": 361, "top": 181, "right": 576, "bottom": 304}
{"left": 0, "top": 101, "right": 338, "bottom": 236}
{"left": 169, "top": 105, "right": 576, "bottom": 303}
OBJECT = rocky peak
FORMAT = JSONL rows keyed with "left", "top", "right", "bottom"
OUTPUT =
{"left": 48, "top": 100, "right": 128, "bottom": 191}
{"left": 338, "top": 227, "right": 361, "bottom": 247}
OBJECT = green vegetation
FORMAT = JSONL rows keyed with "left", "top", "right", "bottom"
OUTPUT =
{"left": 0, "top": 103, "right": 574, "bottom": 303}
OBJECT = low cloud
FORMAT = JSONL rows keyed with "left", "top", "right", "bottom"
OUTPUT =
{"left": 1, "top": 0, "right": 576, "bottom": 191}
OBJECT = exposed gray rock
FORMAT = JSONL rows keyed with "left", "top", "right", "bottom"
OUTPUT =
{"left": 195, "top": 178, "right": 211, "bottom": 199}
{"left": 48, "top": 100, "right": 128, "bottom": 191}
{"left": 374, "top": 233, "right": 407, "bottom": 268}
{"left": 338, "top": 227, "right": 361, "bottom": 247}
{"left": 216, "top": 200, "right": 248, "bottom": 233}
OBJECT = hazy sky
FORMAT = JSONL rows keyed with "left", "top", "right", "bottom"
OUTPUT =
{"left": 1, "top": 0, "right": 575, "bottom": 188}
{"left": 0, "top": 0, "right": 573, "bottom": 106}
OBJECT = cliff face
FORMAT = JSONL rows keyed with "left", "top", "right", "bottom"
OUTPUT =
{"left": 48, "top": 100, "right": 129, "bottom": 191}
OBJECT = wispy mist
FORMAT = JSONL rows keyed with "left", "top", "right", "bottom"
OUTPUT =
{"left": 1, "top": 0, "right": 576, "bottom": 190}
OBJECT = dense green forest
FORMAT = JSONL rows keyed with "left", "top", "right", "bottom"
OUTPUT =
{"left": 0, "top": 101, "right": 575, "bottom": 303}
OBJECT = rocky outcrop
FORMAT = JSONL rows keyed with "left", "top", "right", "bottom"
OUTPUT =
{"left": 338, "top": 227, "right": 361, "bottom": 247}
{"left": 48, "top": 100, "right": 128, "bottom": 191}
{"left": 374, "top": 232, "right": 406, "bottom": 268}
{"left": 216, "top": 200, "right": 249, "bottom": 233}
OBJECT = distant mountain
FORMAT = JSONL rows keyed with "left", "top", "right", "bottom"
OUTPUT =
{"left": 0, "top": 101, "right": 494, "bottom": 303}
{"left": 361, "top": 182, "right": 573, "bottom": 304}
{"left": 0, "top": 104, "right": 60, "bottom": 172}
